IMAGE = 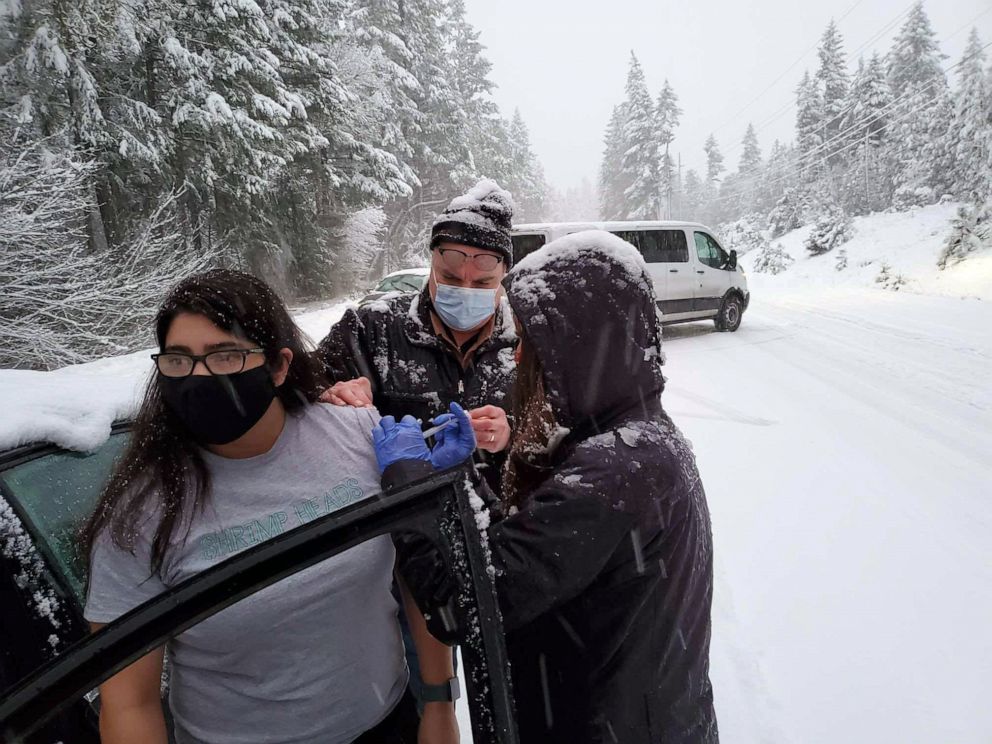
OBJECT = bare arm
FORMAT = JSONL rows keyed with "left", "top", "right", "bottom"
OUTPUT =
{"left": 90, "top": 623, "right": 168, "bottom": 744}
{"left": 396, "top": 575, "right": 459, "bottom": 744}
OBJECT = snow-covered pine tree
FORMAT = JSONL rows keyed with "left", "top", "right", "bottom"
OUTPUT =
{"left": 445, "top": 0, "right": 506, "bottom": 190}
{"left": 0, "top": 0, "right": 139, "bottom": 252}
{"left": 348, "top": 0, "right": 421, "bottom": 168}
{"left": 704, "top": 133, "right": 724, "bottom": 186}
{"left": 760, "top": 140, "right": 796, "bottom": 216}
{"left": 814, "top": 19, "right": 850, "bottom": 164}
{"left": 949, "top": 29, "right": 991, "bottom": 202}
{"left": 795, "top": 69, "right": 823, "bottom": 168}
{"left": 733, "top": 122, "right": 763, "bottom": 215}
{"left": 0, "top": 138, "right": 216, "bottom": 369}
{"left": 700, "top": 133, "right": 724, "bottom": 223}
{"left": 381, "top": 0, "right": 483, "bottom": 266}
{"left": 751, "top": 242, "right": 794, "bottom": 275}
{"left": 656, "top": 79, "right": 682, "bottom": 219}
{"left": 938, "top": 199, "right": 992, "bottom": 268}
{"left": 718, "top": 216, "right": 767, "bottom": 255}
{"left": 599, "top": 104, "right": 629, "bottom": 219}
{"left": 840, "top": 53, "right": 893, "bottom": 214}
{"left": 767, "top": 187, "right": 811, "bottom": 237}
{"left": 510, "top": 111, "right": 548, "bottom": 222}
{"left": 619, "top": 53, "right": 662, "bottom": 219}
{"left": 886, "top": 0, "right": 952, "bottom": 208}
{"left": 804, "top": 204, "right": 852, "bottom": 255}
{"left": 681, "top": 169, "right": 704, "bottom": 221}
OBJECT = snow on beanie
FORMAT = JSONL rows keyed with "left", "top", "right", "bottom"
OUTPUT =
{"left": 430, "top": 179, "right": 515, "bottom": 267}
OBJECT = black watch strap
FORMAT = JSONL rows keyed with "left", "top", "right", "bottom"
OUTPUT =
{"left": 420, "top": 677, "right": 461, "bottom": 703}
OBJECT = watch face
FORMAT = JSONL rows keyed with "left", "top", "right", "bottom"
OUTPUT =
{"left": 449, "top": 676, "right": 461, "bottom": 700}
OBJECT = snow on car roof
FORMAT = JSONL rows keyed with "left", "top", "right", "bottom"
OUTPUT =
{"left": 512, "top": 219, "right": 710, "bottom": 233}
{"left": 0, "top": 302, "right": 353, "bottom": 453}
{"left": 0, "top": 354, "right": 150, "bottom": 453}
{"left": 383, "top": 267, "right": 429, "bottom": 277}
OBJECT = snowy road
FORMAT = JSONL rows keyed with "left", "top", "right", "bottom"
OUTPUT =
{"left": 662, "top": 285, "right": 991, "bottom": 743}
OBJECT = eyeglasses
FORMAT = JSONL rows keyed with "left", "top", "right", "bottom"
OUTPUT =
{"left": 436, "top": 247, "right": 504, "bottom": 272}
{"left": 151, "top": 348, "right": 266, "bottom": 378}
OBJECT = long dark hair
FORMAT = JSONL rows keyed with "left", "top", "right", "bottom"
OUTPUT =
{"left": 82, "top": 269, "right": 327, "bottom": 577}
{"left": 502, "top": 327, "right": 560, "bottom": 510}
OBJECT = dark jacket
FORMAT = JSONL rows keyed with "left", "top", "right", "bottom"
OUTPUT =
{"left": 317, "top": 287, "right": 517, "bottom": 493}
{"left": 392, "top": 233, "right": 718, "bottom": 743}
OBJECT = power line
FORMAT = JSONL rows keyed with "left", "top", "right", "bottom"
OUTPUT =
{"left": 709, "top": 0, "right": 869, "bottom": 138}
{"left": 709, "top": 39, "right": 992, "bottom": 205}
{"left": 718, "top": 5, "right": 990, "bottom": 161}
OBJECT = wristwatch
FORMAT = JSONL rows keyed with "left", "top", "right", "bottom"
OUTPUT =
{"left": 421, "top": 677, "right": 461, "bottom": 703}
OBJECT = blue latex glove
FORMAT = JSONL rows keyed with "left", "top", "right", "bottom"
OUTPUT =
{"left": 372, "top": 415, "right": 431, "bottom": 474}
{"left": 429, "top": 402, "right": 477, "bottom": 471}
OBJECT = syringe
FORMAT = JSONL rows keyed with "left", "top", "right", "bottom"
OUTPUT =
{"left": 421, "top": 419, "right": 457, "bottom": 439}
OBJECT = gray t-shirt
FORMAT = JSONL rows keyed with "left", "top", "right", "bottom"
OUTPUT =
{"left": 85, "top": 403, "right": 407, "bottom": 744}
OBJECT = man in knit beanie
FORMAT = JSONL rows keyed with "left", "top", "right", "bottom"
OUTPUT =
{"left": 318, "top": 178, "right": 517, "bottom": 456}
{"left": 316, "top": 178, "right": 518, "bottom": 709}
{"left": 429, "top": 179, "right": 515, "bottom": 269}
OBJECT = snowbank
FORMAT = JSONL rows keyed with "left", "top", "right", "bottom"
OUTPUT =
{"left": 744, "top": 203, "right": 992, "bottom": 301}
{"left": 0, "top": 301, "right": 353, "bottom": 453}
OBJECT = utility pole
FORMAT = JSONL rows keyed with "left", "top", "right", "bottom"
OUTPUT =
{"left": 863, "top": 128, "right": 870, "bottom": 213}
{"left": 665, "top": 142, "right": 671, "bottom": 220}
{"left": 677, "top": 153, "right": 683, "bottom": 220}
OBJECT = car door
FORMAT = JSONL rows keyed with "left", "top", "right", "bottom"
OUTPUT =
{"left": 692, "top": 231, "right": 732, "bottom": 315}
{"left": 0, "top": 462, "right": 519, "bottom": 744}
{"left": 0, "top": 433, "right": 131, "bottom": 743}
{"left": 612, "top": 229, "right": 694, "bottom": 319}
{"left": 609, "top": 230, "right": 666, "bottom": 299}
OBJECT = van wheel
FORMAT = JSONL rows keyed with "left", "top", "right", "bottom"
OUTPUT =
{"left": 715, "top": 295, "right": 743, "bottom": 332}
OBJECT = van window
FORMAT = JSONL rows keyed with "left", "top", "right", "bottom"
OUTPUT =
{"left": 611, "top": 230, "right": 688, "bottom": 263}
{"left": 511, "top": 233, "right": 546, "bottom": 265}
{"left": 694, "top": 232, "right": 729, "bottom": 269}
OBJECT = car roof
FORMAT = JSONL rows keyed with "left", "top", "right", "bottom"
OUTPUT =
{"left": 382, "top": 267, "right": 429, "bottom": 278}
{"left": 0, "top": 362, "right": 146, "bottom": 455}
{"left": 0, "top": 422, "right": 132, "bottom": 466}
{"left": 512, "top": 220, "right": 711, "bottom": 232}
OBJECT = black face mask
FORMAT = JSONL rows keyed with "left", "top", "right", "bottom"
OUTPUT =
{"left": 159, "top": 366, "right": 277, "bottom": 445}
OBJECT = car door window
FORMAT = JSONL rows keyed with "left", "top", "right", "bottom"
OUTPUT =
{"left": 612, "top": 230, "right": 688, "bottom": 263}
{"left": 694, "top": 232, "right": 729, "bottom": 269}
{"left": 0, "top": 433, "right": 129, "bottom": 602}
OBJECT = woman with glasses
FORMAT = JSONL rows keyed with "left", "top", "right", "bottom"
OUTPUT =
{"left": 81, "top": 269, "right": 460, "bottom": 744}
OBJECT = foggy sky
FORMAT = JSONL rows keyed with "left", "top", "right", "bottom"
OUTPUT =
{"left": 463, "top": 0, "right": 992, "bottom": 191}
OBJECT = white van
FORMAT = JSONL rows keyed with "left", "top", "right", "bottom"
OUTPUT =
{"left": 510, "top": 221, "right": 750, "bottom": 331}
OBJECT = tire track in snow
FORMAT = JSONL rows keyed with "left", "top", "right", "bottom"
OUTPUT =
{"left": 746, "top": 300, "right": 990, "bottom": 468}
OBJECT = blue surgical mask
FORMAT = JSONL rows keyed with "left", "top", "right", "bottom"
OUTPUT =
{"left": 432, "top": 272, "right": 499, "bottom": 331}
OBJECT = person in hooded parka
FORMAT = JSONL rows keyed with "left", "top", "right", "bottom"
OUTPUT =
{"left": 374, "top": 230, "right": 719, "bottom": 744}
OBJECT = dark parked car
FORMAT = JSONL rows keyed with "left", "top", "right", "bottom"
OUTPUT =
{"left": 0, "top": 427, "right": 517, "bottom": 743}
